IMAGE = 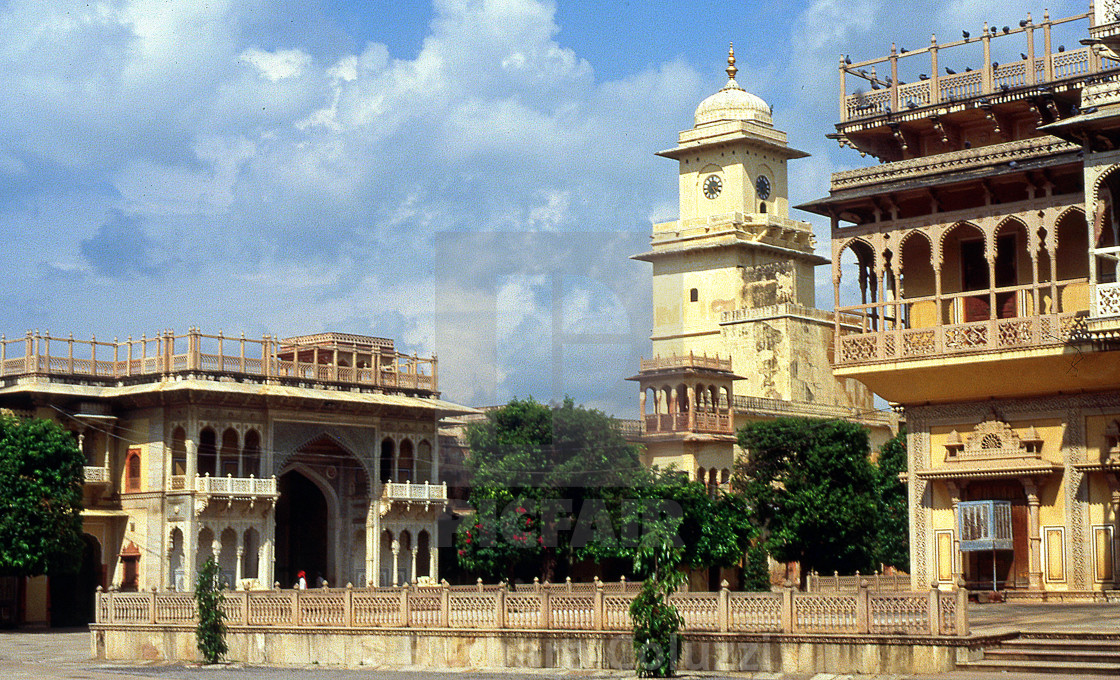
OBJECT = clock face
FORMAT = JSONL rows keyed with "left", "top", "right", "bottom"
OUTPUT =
{"left": 756, "top": 175, "right": 772, "bottom": 200}
{"left": 703, "top": 175, "right": 723, "bottom": 200}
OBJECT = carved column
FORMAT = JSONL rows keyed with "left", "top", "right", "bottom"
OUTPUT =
{"left": 1108, "top": 472, "right": 1120, "bottom": 585}
{"left": 409, "top": 546, "right": 417, "bottom": 585}
{"left": 947, "top": 481, "right": 964, "bottom": 584}
{"left": 236, "top": 545, "right": 244, "bottom": 585}
{"left": 430, "top": 542, "right": 438, "bottom": 582}
{"left": 391, "top": 540, "right": 400, "bottom": 587}
{"left": 367, "top": 501, "right": 377, "bottom": 587}
{"left": 686, "top": 385, "right": 696, "bottom": 430}
{"left": 1022, "top": 478, "right": 1043, "bottom": 589}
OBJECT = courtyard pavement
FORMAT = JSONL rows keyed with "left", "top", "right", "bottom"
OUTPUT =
{"left": 5, "top": 602, "right": 1120, "bottom": 680}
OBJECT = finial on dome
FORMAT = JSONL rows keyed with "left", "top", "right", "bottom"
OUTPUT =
{"left": 726, "top": 42, "right": 738, "bottom": 80}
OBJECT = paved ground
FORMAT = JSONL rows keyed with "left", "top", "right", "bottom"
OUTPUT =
{"left": 6, "top": 602, "right": 1120, "bottom": 680}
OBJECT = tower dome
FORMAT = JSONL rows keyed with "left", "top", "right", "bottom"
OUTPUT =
{"left": 693, "top": 44, "right": 772, "bottom": 127}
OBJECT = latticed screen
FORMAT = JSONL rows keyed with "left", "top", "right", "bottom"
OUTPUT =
{"left": 958, "top": 500, "right": 1013, "bottom": 551}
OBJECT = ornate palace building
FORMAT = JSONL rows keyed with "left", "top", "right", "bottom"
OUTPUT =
{"left": 629, "top": 47, "right": 898, "bottom": 495}
{"left": 0, "top": 329, "right": 472, "bottom": 623}
{"left": 801, "top": 7, "right": 1120, "bottom": 593}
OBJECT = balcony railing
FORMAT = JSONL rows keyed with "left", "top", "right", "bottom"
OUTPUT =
{"left": 732, "top": 395, "right": 896, "bottom": 426}
{"left": 83, "top": 466, "right": 110, "bottom": 484}
{"left": 643, "top": 411, "right": 732, "bottom": 435}
{"left": 381, "top": 481, "right": 447, "bottom": 503}
{"left": 834, "top": 279, "right": 1088, "bottom": 367}
{"left": 0, "top": 329, "right": 437, "bottom": 393}
{"left": 168, "top": 474, "right": 278, "bottom": 497}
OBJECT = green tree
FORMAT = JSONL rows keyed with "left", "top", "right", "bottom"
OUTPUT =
{"left": 733, "top": 417, "right": 879, "bottom": 582}
{"left": 629, "top": 501, "right": 685, "bottom": 678}
{"left": 742, "top": 543, "right": 771, "bottom": 592}
{"left": 195, "top": 556, "right": 227, "bottom": 664}
{"left": 874, "top": 427, "right": 909, "bottom": 572}
{"left": 0, "top": 414, "right": 84, "bottom": 577}
{"left": 457, "top": 397, "right": 646, "bottom": 582}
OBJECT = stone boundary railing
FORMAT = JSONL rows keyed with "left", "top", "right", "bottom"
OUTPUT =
{"left": 95, "top": 581, "right": 968, "bottom": 637}
{"left": 808, "top": 570, "right": 909, "bottom": 593}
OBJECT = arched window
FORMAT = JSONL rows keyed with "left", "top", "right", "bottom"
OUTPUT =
{"left": 220, "top": 428, "right": 239, "bottom": 477}
{"left": 171, "top": 427, "right": 187, "bottom": 478}
{"left": 243, "top": 430, "right": 261, "bottom": 478}
{"left": 416, "top": 440, "right": 434, "bottom": 483}
{"left": 398, "top": 440, "right": 414, "bottom": 483}
{"left": 125, "top": 448, "right": 142, "bottom": 492}
{"left": 198, "top": 428, "right": 217, "bottom": 477}
{"left": 380, "top": 438, "right": 395, "bottom": 482}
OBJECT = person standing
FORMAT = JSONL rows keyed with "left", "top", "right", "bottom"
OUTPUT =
{"left": 296, "top": 570, "right": 307, "bottom": 589}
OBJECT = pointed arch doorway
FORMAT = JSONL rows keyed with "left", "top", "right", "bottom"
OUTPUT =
{"left": 275, "top": 470, "right": 328, "bottom": 588}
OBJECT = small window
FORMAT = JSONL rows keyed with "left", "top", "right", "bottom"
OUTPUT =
{"left": 759, "top": 202, "right": 767, "bottom": 213}
{"left": 689, "top": 288, "right": 698, "bottom": 302}
{"left": 125, "top": 448, "right": 142, "bottom": 492}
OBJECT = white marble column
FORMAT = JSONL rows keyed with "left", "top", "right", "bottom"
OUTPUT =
{"left": 391, "top": 540, "right": 400, "bottom": 586}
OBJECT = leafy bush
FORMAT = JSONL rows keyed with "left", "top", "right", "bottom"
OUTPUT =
{"left": 195, "top": 557, "right": 227, "bottom": 664}
{"left": 742, "top": 543, "right": 771, "bottom": 592}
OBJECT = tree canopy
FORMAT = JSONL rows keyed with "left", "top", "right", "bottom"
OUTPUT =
{"left": 873, "top": 426, "right": 909, "bottom": 572}
{"left": 456, "top": 398, "right": 757, "bottom": 585}
{"left": 457, "top": 397, "right": 647, "bottom": 582}
{"left": 0, "top": 414, "right": 85, "bottom": 576}
{"left": 733, "top": 417, "right": 879, "bottom": 580}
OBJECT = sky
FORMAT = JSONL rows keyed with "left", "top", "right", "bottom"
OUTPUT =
{"left": 0, "top": 0, "right": 1091, "bottom": 416}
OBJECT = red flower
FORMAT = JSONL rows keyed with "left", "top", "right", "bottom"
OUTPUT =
{"left": 465, "top": 537, "right": 472, "bottom": 544}
{"left": 537, "top": 536, "right": 543, "bottom": 544}
{"left": 458, "top": 549, "right": 465, "bottom": 556}
{"left": 516, "top": 506, "right": 526, "bottom": 514}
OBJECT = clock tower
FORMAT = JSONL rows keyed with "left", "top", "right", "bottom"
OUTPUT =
{"left": 629, "top": 46, "right": 891, "bottom": 509}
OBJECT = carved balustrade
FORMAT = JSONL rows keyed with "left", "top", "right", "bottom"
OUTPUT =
{"left": 381, "top": 481, "right": 448, "bottom": 503}
{"left": 94, "top": 580, "right": 968, "bottom": 637}
{"left": 169, "top": 473, "right": 278, "bottom": 499}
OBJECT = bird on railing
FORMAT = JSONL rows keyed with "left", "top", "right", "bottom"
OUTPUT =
{"left": 871, "top": 80, "right": 880, "bottom": 89}
{"left": 1001, "top": 83, "right": 1011, "bottom": 92}
{"left": 964, "top": 67, "right": 973, "bottom": 72}
{"left": 1021, "top": 52, "right": 1028, "bottom": 60}
{"left": 919, "top": 73, "right": 929, "bottom": 80}
{"left": 992, "top": 61, "right": 999, "bottom": 70}
{"left": 963, "top": 30, "right": 970, "bottom": 40}
{"left": 1003, "top": 26, "right": 1010, "bottom": 33}
{"left": 1019, "top": 19, "right": 1028, "bottom": 28}
{"left": 990, "top": 25, "right": 998, "bottom": 35}
{"left": 844, "top": 54, "right": 852, "bottom": 65}
{"left": 946, "top": 67, "right": 957, "bottom": 74}
{"left": 1058, "top": 45, "right": 1065, "bottom": 53}
{"left": 907, "top": 100, "right": 919, "bottom": 109}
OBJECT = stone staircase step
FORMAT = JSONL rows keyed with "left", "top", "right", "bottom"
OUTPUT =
{"left": 960, "top": 659, "right": 1120, "bottom": 675}
{"left": 983, "top": 647, "right": 1120, "bottom": 663}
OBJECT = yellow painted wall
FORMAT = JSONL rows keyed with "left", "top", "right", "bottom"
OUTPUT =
{"left": 24, "top": 576, "right": 48, "bottom": 626}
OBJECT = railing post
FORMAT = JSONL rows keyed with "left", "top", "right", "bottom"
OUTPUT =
{"left": 107, "top": 587, "right": 116, "bottom": 624}
{"left": 981, "top": 23, "right": 993, "bottom": 94}
{"left": 291, "top": 588, "right": 301, "bottom": 626}
{"left": 344, "top": 582, "right": 353, "bottom": 627}
{"left": 857, "top": 578, "right": 870, "bottom": 633}
{"left": 955, "top": 578, "right": 970, "bottom": 636}
{"left": 928, "top": 582, "right": 940, "bottom": 635}
{"left": 242, "top": 589, "right": 251, "bottom": 625}
{"left": 149, "top": 588, "right": 157, "bottom": 624}
{"left": 477, "top": 577, "right": 483, "bottom": 593}
{"left": 541, "top": 586, "right": 551, "bottom": 629}
{"left": 593, "top": 578, "right": 604, "bottom": 631}
{"left": 718, "top": 580, "right": 730, "bottom": 633}
{"left": 496, "top": 582, "right": 507, "bottom": 629}
{"left": 440, "top": 581, "right": 450, "bottom": 627}
{"left": 781, "top": 581, "right": 794, "bottom": 633}
{"left": 399, "top": 585, "right": 409, "bottom": 627}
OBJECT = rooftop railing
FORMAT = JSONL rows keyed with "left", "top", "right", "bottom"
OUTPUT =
{"left": 839, "top": 10, "right": 1118, "bottom": 123}
{"left": 639, "top": 353, "right": 732, "bottom": 373}
{"left": 94, "top": 579, "right": 968, "bottom": 636}
{"left": 732, "top": 395, "right": 896, "bottom": 426}
{"left": 0, "top": 329, "right": 437, "bottom": 394}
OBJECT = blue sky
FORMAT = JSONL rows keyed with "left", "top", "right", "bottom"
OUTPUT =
{"left": 0, "top": 0, "right": 1089, "bottom": 415}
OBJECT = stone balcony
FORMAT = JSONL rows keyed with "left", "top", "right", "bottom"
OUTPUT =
{"left": 168, "top": 474, "right": 278, "bottom": 499}
{"left": 381, "top": 481, "right": 448, "bottom": 504}
{"left": 643, "top": 411, "right": 732, "bottom": 436}
{"left": 83, "top": 466, "right": 110, "bottom": 485}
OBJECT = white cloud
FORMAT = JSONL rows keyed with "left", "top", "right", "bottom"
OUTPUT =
{"left": 240, "top": 47, "right": 313, "bottom": 82}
